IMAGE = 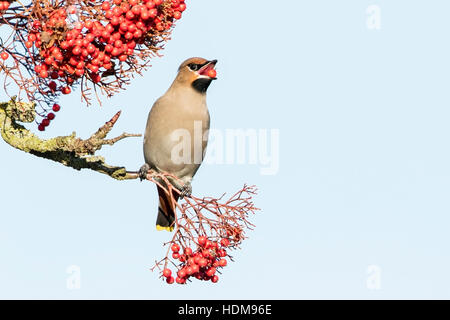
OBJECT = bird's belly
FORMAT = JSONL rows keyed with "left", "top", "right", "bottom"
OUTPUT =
{"left": 144, "top": 115, "right": 209, "bottom": 181}
{"left": 155, "top": 160, "right": 201, "bottom": 181}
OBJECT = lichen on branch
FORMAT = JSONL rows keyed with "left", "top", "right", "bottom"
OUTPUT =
{"left": 0, "top": 97, "right": 141, "bottom": 180}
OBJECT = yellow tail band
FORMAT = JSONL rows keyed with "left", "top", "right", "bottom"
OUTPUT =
{"left": 156, "top": 225, "right": 174, "bottom": 232}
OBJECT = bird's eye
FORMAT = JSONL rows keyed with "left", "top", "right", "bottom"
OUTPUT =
{"left": 188, "top": 63, "right": 200, "bottom": 71}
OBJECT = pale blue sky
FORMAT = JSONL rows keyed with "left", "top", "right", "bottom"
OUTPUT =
{"left": 2, "top": 0, "right": 450, "bottom": 299}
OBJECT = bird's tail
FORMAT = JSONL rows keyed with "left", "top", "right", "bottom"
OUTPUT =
{"left": 156, "top": 185, "right": 179, "bottom": 232}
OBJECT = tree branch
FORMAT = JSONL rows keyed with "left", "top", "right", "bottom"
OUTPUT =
{"left": 0, "top": 97, "right": 141, "bottom": 180}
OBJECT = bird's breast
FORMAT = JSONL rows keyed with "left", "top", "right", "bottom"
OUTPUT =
{"left": 144, "top": 90, "right": 210, "bottom": 180}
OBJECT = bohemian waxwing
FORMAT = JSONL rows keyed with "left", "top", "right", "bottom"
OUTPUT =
{"left": 140, "top": 57, "right": 218, "bottom": 231}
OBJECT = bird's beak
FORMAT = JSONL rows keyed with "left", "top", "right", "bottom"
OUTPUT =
{"left": 198, "top": 60, "right": 218, "bottom": 79}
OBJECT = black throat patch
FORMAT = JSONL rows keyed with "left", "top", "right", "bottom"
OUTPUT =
{"left": 192, "top": 78, "right": 213, "bottom": 93}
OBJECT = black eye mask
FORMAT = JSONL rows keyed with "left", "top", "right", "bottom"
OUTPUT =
{"left": 188, "top": 63, "right": 202, "bottom": 71}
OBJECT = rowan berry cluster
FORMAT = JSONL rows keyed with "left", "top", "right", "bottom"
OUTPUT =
{"left": 0, "top": 0, "right": 185, "bottom": 129}
{"left": 146, "top": 180, "right": 257, "bottom": 287}
{"left": 163, "top": 236, "right": 233, "bottom": 285}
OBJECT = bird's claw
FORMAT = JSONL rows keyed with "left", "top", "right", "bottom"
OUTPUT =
{"left": 179, "top": 182, "right": 192, "bottom": 199}
{"left": 139, "top": 163, "right": 150, "bottom": 181}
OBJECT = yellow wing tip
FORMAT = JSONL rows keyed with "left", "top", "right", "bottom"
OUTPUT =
{"left": 156, "top": 225, "right": 174, "bottom": 232}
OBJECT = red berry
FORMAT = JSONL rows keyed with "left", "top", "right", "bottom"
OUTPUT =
{"left": 126, "top": 11, "right": 135, "bottom": 20}
{"left": 176, "top": 277, "right": 185, "bottom": 284}
{"left": 202, "top": 250, "right": 211, "bottom": 258}
{"left": 48, "top": 81, "right": 57, "bottom": 91}
{"left": 206, "top": 267, "right": 216, "bottom": 277}
{"left": 32, "top": 20, "right": 41, "bottom": 30}
{"left": 52, "top": 104, "right": 61, "bottom": 112}
{"left": 166, "top": 276, "right": 174, "bottom": 284}
{"left": 46, "top": 54, "right": 54, "bottom": 62}
{"left": 155, "top": 23, "right": 164, "bottom": 31}
{"left": 218, "top": 249, "right": 227, "bottom": 257}
{"left": 141, "top": 10, "right": 150, "bottom": 20}
{"left": 177, "top": 269, "right": 187, "bottom": 278}
{"left": 83, "top": 20, "right": 93, "bottom": 30}
{"left": 39, "top": 70, "right": 48, "bottom": 78}
{"left": 149, "top": 8, "right": 158, "bottom": 18}
{"left": 173, "top": 11, "right": 182, "bottom": 19}
{"left": 38, "top": 124, "right": 45, "bottom": 132}
{"left": 171, "top": 244, "right": 180, "bottom": 252}
{"left": 198, "top": 236, "right": 207, "bottom": 246}
{"left": 207, "top": 69, "right": 217, "bottom": 78}
{"left": 92, "top": 73, "right": 101, "bottom": 83}
{"left": 75, "top": 68, "right": 84, "bottom": 77}
{"left": 186, "top": 266, "right": 193, "bottom": 275}
{"left": 86, "top": 33, "right": 95, "bottom": 43}
{"left": 172, "top": 252, "right": 180, "bottom": 260}
{"left": 111, "top": 48, "right": 120, "bottom": 56}
{"left": 199, "top": 258, "right": 208, "bottom": 268}
{"left": 218, "top": 259, "right": 227, "bottom": 267}
{"left": 105, "top": 44, "right": 114, "bottom": 53}
{"left": 163, "top": 268, "right": 172, "bottom": 278}
{"left": 211, "top": 275, "right": 219, "bottom": 283}
{"left": 220, "top": 238, "right": 230, "bottom": 247}
{"left": 72, "top": 46, "right": 82, "bottom": 55}
{"left": 61, "top": 86, "right": 71, "bottom": 95}
{"left": 47, "top": 113, "right": 55, "bottom": 120}
{"left": 0, "top": 51, "right": 8, "bottom": 60}
{"left": 87, "top": 44, "right": 96, "bottom": 54}
{"left": 184, "top": 247, "right": 193, "bottom": 256}
{"left": 101, "top": 1, "right": 111, "bottom": 10}
{"left": 42, "top": 119, "right": 50, "bottom": 127}
{"left": 131, "top": 5, "right": 140, "bottom": 15}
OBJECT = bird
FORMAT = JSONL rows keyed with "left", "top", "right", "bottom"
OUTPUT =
{"left": 140, "top": 57, "right": 218, "bottom": 232}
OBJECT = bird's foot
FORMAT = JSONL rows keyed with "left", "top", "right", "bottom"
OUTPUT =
{"left": 139, "top": 163, "right": 150, "bottom": 181}
{"left": 179, "top": 182, "right": 192, "bottom": 199}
